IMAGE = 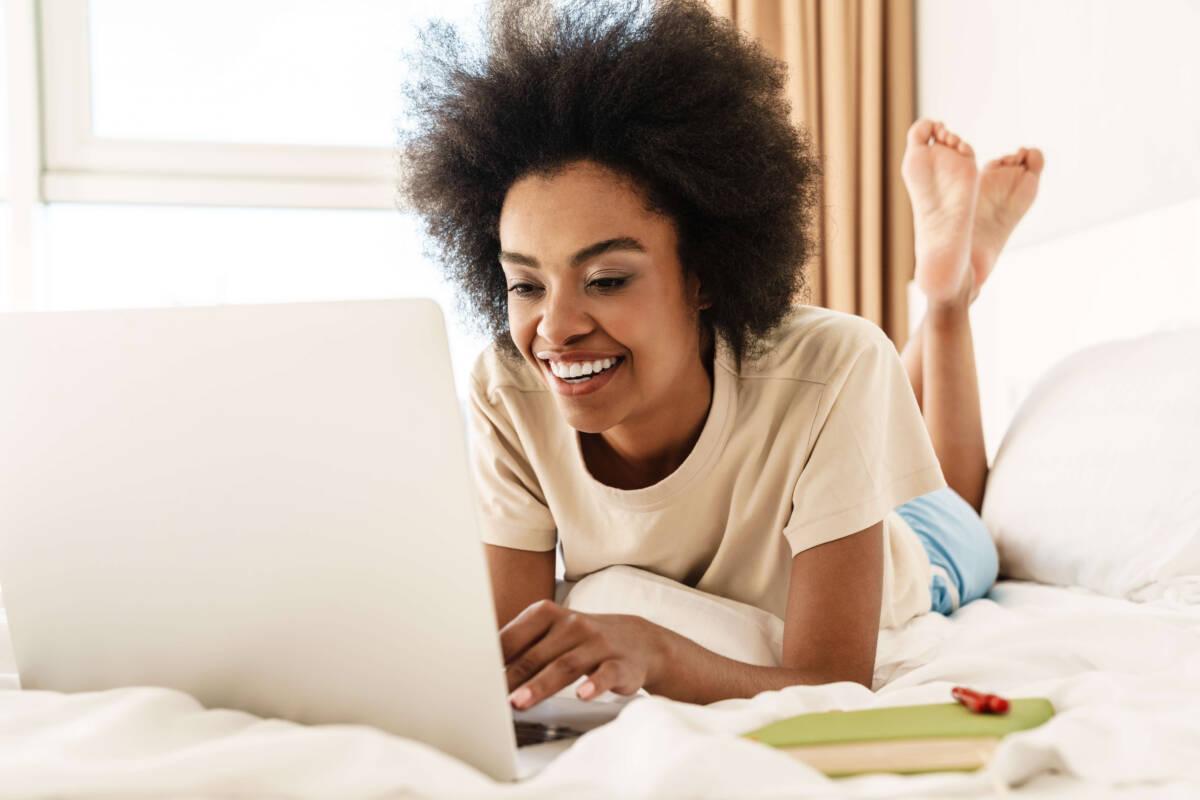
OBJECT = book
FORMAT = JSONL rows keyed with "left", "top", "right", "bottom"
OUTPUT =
{"left": 741, "top": 698, "right": 1056, "bottom": 777}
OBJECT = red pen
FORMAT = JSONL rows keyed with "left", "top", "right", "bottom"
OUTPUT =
{"left": 952, "top": 686, "right": 1010, "bottom": 714}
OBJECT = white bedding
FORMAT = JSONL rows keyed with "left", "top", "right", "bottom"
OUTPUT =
{"left": 2, "top": 580, "right": 1198, "bottom": 799}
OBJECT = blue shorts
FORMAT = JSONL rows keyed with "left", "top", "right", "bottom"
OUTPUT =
{"left": 894, "top": 486, "right": 999, "bottom": 615}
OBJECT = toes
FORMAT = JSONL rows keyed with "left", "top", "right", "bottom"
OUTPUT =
{"left": 939, "top": 127, "right": 973, "bottom": 156}
{"left": 907, "top": 118, "right": 936, "bottom": 147}
{"left": 988, "top": 146, "right": 1045, "bottom": 174}
{"left": 907, "top": 118, "right": 976, "bottom": 158}
{"left": 1023, "top": 147, "right": 1045, "bottom": 174}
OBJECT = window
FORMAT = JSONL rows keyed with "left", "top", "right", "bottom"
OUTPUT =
{"left": 41, "top": 0, "right": 490, "bottom": 209}
{"left": 87, "top": 0, "right": 453, "bottom": 148}
{"left": 5, "top": 1, "right": 498, "bottom": 404}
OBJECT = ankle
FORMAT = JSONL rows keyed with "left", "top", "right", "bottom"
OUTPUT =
{"left": 925, "top": 290, "right": 971, "bottom": 325}
{"left": 967, "top": 253, "right": 996, "bottom": 306}
{"left": 923, "top": 274, "right": 972, "bottom": 315}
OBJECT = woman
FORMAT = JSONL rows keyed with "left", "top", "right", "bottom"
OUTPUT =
{"left": 398, "top": 0, "right": 1043, "bottom": 711}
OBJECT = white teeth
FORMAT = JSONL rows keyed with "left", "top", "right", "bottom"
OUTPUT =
{"left": 549, "top": 357, "right": 618, "bottom": 379}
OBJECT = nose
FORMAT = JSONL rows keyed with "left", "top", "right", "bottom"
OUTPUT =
{"left": 535, "top": 286, "right": 593, "bottom": 345}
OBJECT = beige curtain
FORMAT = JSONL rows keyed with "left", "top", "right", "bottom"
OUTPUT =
{"left": 706, "top": 0, "right": 917, "bottom": 349}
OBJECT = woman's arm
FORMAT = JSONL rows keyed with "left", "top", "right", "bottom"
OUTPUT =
{"left": 650, "top": 520, "right": 884, "bottom": 704}
{"left": 501, "top": 521, "right": 884, "bottom": 708}
{"left": 485, "top": 543, "right": 555, "bottom": 629}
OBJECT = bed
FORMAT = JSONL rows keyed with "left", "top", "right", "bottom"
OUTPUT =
{"left": 1, "top": 321, "right": 1198, "bottom": 798}
{"left": 2, "top": 577, "right": 1197, "bottom": 798}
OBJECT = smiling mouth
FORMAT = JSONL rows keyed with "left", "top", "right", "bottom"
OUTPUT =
{"left": 542, "top": 356, "right": 625, "bottom": 383}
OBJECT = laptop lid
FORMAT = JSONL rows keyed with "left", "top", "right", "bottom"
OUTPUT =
{"left": 0, "top": 298, "right": 520, "bottom": 782}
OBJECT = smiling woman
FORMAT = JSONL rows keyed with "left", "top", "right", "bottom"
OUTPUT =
{"left": 496, "top": 161, "right": 718, "bottom": 483}
{"left": 397, "top": 0, "right": 953, "bottom": 711}
{"left": 397, "top": 0, "right": 822, "bottom": 371}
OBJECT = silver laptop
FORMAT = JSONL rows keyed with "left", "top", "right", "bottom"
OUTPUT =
{"left": 0, "top": 298, "right": 629, "bottom": 782}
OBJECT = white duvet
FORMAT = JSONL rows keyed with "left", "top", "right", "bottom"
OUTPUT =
{"left": 2, "top": 580, "right": 1199, "bottom": 799}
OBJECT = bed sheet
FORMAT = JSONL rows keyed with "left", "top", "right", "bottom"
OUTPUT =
{"left": 0, "top": 579, "right": 1198, "bottom": 799}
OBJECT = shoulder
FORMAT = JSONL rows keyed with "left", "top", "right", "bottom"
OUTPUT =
{"left": 469, "top": 341, "right": 546, "bottom": 406}
{"left": 735, "top": 305, "right": 896, "bottom": 386}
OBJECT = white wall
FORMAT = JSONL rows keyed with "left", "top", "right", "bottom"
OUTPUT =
{"left": 914, "top": 0, "right": 1200, "bottom": 463}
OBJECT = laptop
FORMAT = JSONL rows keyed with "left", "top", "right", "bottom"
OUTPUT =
{"left": 0, "top": 298, "right": 632, "bottom": 782}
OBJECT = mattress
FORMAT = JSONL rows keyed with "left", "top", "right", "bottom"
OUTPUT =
{"left": 1, "top": 579, "right": 1197, "bottom": 798}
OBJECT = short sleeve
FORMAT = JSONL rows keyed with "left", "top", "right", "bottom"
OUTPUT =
{"left": 465, "top": 374, "right": 558, "bottom": 551}
{"left": 780, "top": 322, "right": 947, "bottom": 555}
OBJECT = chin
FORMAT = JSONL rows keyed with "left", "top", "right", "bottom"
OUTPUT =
{"left": 558, "top": 407, "right": 612, "bottom": 435}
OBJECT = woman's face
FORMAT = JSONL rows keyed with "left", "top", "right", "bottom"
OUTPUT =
{"left": 498, "top": 160, "right": 709, "bottom": 435}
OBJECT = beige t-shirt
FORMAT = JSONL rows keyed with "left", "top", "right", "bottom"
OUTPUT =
{"left": 466, "top": 305, "right": 947, "bottom": 629}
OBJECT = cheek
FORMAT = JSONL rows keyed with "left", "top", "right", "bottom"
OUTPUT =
{"left": 506, "top": 302, "right": 526, "bottom": 332}
{"left": 507, "top": 310, "right": 537, "bottom": 355}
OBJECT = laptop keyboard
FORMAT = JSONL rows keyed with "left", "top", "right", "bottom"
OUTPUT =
{"left": 514, "top": 720, "right": 585, "bottom": 747}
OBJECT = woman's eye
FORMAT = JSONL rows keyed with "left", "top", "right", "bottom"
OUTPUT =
{"left": 507, "top": 278, "right": 625, "bottom": 297}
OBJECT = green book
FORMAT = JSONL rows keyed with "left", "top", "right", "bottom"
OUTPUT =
{"left": 742, "top": 698, "right": 1056, "bottom": 777}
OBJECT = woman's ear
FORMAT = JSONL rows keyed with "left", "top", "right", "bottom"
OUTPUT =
{"left": 688, "top": 272, "right": 712, "bottom": 311}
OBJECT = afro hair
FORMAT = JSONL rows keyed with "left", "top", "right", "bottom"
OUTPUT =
{"left": 397, "top": 0, "right": 823, "bottom": 370}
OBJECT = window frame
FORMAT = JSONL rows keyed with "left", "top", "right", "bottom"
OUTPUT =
{"left": 37, "top": 0, "right": 410, "bottom": 211}
{"left": 4, "top": 0, "right": 45, "bottom": 310}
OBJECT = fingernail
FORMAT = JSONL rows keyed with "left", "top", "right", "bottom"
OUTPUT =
{"left": 578, "top": 680, "right": 595, "bottom": 700}
{"left": 509, "top": 687, "right": 532, "bottom": 708}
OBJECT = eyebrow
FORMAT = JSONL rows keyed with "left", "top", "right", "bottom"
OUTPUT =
{"left": 498, "top": 236, "right": 647, "bottom": 270}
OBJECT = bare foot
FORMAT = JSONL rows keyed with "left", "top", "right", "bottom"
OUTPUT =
{"left": 968, "top": 147, "right": 1045, "bottom": 301}
{"left": 901, "top": 119, "right": 979, "bottom": 307}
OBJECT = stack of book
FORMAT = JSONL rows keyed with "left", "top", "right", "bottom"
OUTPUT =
{"left": 741, "top": 697, "right": 1056, "bottom": 777}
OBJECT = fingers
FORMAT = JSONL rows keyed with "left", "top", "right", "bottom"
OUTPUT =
{"left": 577, "top": 659, "right": 636, "bottom": 701}
{"left": 501, "top": 606, "right": 654, "bottom": 710}
{"left": 504, "top": 611, "right": 589, "bottom": 693}
{"left": 499, "top": 599, "right": 562, "bottom": 665}
{"left": 510, "top": 642, "right": 606, "bottom": 710}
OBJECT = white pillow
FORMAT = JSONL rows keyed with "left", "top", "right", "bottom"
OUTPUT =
{"left": 981, "top": 326, "right": 1200, "bottom": 599}
{"left": 557, "top": 565, "right": 784, "bottom": 667}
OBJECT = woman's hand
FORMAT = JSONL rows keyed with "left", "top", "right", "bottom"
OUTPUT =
{"left": 500, "top": 600, "right": 668, "bottom": 710}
